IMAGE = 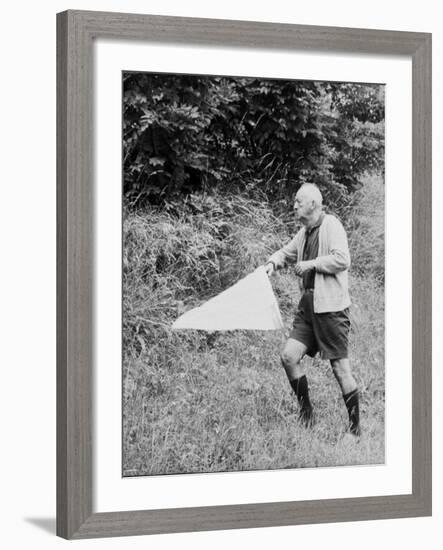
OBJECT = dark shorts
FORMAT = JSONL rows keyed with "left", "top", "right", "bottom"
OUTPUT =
{"left": 289, "top": 290, "right": 350, "bottom": 360}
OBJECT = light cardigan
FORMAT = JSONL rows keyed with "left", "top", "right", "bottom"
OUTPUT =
{"left": 268, "top": 214, "right": 351, "bottom": 313}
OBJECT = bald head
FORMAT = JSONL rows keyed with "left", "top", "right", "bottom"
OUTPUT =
{"left": 296, "top": 184, "right": 323, "bottom": 207}
{"left": 293, "top": 184, "right": 323, "bottom": 226}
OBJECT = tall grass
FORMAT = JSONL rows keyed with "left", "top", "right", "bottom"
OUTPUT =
{"left": 122, "top": 178, "right": 385, "bottom": 476}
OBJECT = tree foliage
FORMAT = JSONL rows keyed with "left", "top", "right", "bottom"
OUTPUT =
{"left": 123, "top": 73, "right": 384, "bottom": 211}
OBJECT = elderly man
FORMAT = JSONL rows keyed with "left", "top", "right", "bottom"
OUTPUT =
{"left": 265, "top": 183, "right": 360, "bottom": 436}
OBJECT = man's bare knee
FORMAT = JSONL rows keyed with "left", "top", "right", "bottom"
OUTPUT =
{"left": 281, "top": 339, "right": 307, "bottom": 372}
{"left": 281, "top": 344, "right": 301, "bottom": 367}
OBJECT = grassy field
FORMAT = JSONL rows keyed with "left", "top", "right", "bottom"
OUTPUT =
{"left": 122, "top": 177, "right": 384, "bottom": 476}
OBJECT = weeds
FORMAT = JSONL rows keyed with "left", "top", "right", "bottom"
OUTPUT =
{"left": 123, "top": 178, "right": 385, "bottom": 476}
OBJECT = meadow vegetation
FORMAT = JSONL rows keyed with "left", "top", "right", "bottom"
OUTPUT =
{"left": 122, "top": 175, "right": 384, "bottom": 476}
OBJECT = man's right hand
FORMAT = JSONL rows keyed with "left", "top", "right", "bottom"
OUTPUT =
{"left": 264, "top": 262, "right": 275, "bottom": 276}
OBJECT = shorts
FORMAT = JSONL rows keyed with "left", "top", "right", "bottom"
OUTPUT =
{"left": 289, "top": 290, "right": 350, "bottom": 360}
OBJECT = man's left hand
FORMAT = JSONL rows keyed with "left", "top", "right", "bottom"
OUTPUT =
{"left": 294, "top": 260, "right": 316, "bottom": 276}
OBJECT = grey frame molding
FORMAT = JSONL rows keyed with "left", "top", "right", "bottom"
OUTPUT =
{"left": 56, "top": 10, "right": 432, "bottom": 540}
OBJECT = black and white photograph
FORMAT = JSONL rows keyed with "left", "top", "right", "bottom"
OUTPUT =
{"left": 122, "top": 72, "right": 385, "bottom": 477}
{"left": 2, "top": 0, "right": 437, "bottom": 546}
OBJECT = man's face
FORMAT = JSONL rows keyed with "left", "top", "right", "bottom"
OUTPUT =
{"left": 293, "top": 192, "right": 313, "bottom": 224}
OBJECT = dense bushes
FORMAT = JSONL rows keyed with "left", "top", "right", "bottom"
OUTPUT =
{"left": 123, "top": 74, "right": 384, "bottom": 210}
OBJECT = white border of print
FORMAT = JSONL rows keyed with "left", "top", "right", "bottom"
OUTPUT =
{"left": 93, "top": 39, "right": 412, "bottom": 513}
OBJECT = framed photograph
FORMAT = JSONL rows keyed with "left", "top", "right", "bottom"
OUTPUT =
{"left": 57, "top": 10, "right": 431, "bottom": 539}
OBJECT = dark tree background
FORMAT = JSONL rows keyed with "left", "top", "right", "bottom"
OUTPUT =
{"left": 123, "top": 73, "right": 384, "bottom": 215}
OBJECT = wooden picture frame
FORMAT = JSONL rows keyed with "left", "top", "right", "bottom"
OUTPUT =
{"left": 56, "top": 10, "right": 432, "bottom": 539}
